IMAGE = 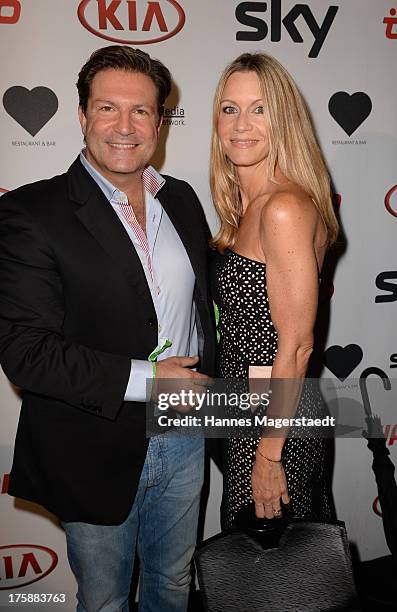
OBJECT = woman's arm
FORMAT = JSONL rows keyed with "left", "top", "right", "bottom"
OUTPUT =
{"left": 251, "top": 191, "right": 321, "bottom": 518}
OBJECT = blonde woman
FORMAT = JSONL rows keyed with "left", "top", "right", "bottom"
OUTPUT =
{"left": 211, "top": 53, "right": 338, "bottom": 530}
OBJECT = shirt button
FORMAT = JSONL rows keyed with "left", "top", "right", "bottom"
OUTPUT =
{"left": 156, "top": 286, "right": 161, "bottom": 295}
{"left": 158, "top": 325, "right": 162, "bottom": 332}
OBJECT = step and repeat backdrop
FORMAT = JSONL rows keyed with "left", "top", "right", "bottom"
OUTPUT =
{"left": 0, "top": 0, "right": 396, "bottom": 607}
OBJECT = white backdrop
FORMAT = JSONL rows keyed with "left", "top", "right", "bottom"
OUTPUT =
{"left": 1, "top": 0, "right": 396, "bottom": 607}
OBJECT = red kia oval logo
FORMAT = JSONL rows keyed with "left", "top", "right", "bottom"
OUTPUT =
{"left": 0, "top": 545, "right": 58, "bottom": 590}
{"left": 385, "top": 185, "right": 397, "bottom": 218}
{"left": 372, "top": 496, "right": 382, "bottom": 517}
{"left": 78, "top": 0, "right": 185, "bottom": 45}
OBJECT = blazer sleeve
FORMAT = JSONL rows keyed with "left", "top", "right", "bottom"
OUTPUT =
{"left": 0, "top": 193, "right": 131, "bottom": 420}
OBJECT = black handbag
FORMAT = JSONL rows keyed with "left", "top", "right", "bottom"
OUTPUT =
{"left": 194, "top": 507, "right": 360, "bottom": 612}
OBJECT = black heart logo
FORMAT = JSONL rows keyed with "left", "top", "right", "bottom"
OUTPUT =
{"left": 3, "top": 86, "right": 58, "bottom": 137}
{"left": 324, "top": 344, "right": 363, "bottom": 381}
{"left": 328, "top": 92, "right": 372, "bottom": 137}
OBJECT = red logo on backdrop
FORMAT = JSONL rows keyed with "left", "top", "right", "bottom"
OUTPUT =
{"left": 385, "top": 185, "right": 397, "bottom": 217}
{"left": 384, "top": 8, "right": 397, "bottom": 39}
{"left": 373, "top": 496, "right": 382, "bottom": 517}
{"left": 0, "top": 0, "right": 20, "bottom": 24}
{"left": 0, "top": 188, "right": 8, "bottom": 195}
{"left": 383, "top": 423, "right": 397, "bottom": 446}
{"left": 1, "top": 473, "right": 10, "bottom": 493}
{"left": 0, "top": 545, "right": 58, "bottom": 590}
{"left": 78, "top": 0, "right": 185, "bottom": 44}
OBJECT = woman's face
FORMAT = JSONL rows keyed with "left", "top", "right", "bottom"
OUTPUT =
{"left": 217, "top": 70, "right": 270, "bottom": 169}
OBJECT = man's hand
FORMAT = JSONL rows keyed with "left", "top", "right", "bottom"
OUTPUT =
{"left": 155, "top": 356, "right": 207, "bottom": 380}
{"left": 153, "top": 356, "right": 210, "bottom": 413}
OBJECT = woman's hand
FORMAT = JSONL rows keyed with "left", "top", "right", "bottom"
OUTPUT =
{"left": 251, "top": 451, "right": 290, "bottom": 519}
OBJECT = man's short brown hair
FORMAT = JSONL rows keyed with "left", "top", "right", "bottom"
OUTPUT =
{"left": 77, "top": 45, "right": 172, "bottom": 118}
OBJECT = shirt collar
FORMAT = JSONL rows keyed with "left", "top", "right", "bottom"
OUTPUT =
{"left": 142, "top": 165, "right": 165, "bottom": 198}
{"left": 79, "top": 150, "right": 165, "bottom": 202}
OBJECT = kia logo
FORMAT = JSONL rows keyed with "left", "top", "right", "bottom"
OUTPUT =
{"left": 78, "top": 0, "right": 185, "bottom": 44}
{"left": 385, "top": 184, "right": 397, "bottom": 218}
{"left": 0, "top": 188, "right": 8, "bottom": 195}
{"left": 0, "top": 545, "right": 58, "bottom": 590}
{"left": 373, "top": 496, "right": 382, "bottom": 517}
{"left": 1, "top": 473, "right": 9, "bottom": 493}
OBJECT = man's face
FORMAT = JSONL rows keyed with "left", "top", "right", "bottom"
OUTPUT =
{"left": 79, "top": 69, "right": 161, "bottom": 186}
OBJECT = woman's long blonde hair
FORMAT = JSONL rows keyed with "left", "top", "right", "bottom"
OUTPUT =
{"left": 210, "top": 52, "right": 339, "bottom": 252}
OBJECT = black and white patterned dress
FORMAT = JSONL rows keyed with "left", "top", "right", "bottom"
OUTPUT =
{"left": 213, "top": 249, "right": 334, "bottom": 530}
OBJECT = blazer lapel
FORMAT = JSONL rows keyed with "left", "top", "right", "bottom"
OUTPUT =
{"left": 157, "top": 184, "right": 207, "bottom": 299}
{"left": 67, "top": 158, "right": 155, "bottom": 313}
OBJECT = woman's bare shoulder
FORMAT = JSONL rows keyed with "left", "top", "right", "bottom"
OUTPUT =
{"left": 260, "top": 187, "right": 317, "bottom": 229}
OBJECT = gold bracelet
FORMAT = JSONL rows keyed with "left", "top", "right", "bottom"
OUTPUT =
{"left": 256, "top": 447, "right": 282, "bottom": 463}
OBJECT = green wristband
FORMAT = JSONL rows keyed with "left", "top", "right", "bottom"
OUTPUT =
{"left": 148, "top": 338, "right": 172, "bottom": 379}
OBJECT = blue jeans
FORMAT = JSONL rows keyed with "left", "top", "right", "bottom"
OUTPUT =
{"left": 62, "top": 432, "right": 204, "bottom": 612}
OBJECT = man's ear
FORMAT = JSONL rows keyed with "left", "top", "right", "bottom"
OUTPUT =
{"left": 78, "top": 106, "right": 87, "bottom": 137}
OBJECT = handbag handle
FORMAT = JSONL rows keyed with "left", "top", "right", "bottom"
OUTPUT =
{"left": 234, "top": 503, "right": 293, "bottom": 548}
{"left": 234, "top": 504, "right": 343, "bottom": 550}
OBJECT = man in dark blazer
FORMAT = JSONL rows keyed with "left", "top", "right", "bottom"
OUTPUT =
{"left": 0, "top": 46, "right": 215, "bottom": 612}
